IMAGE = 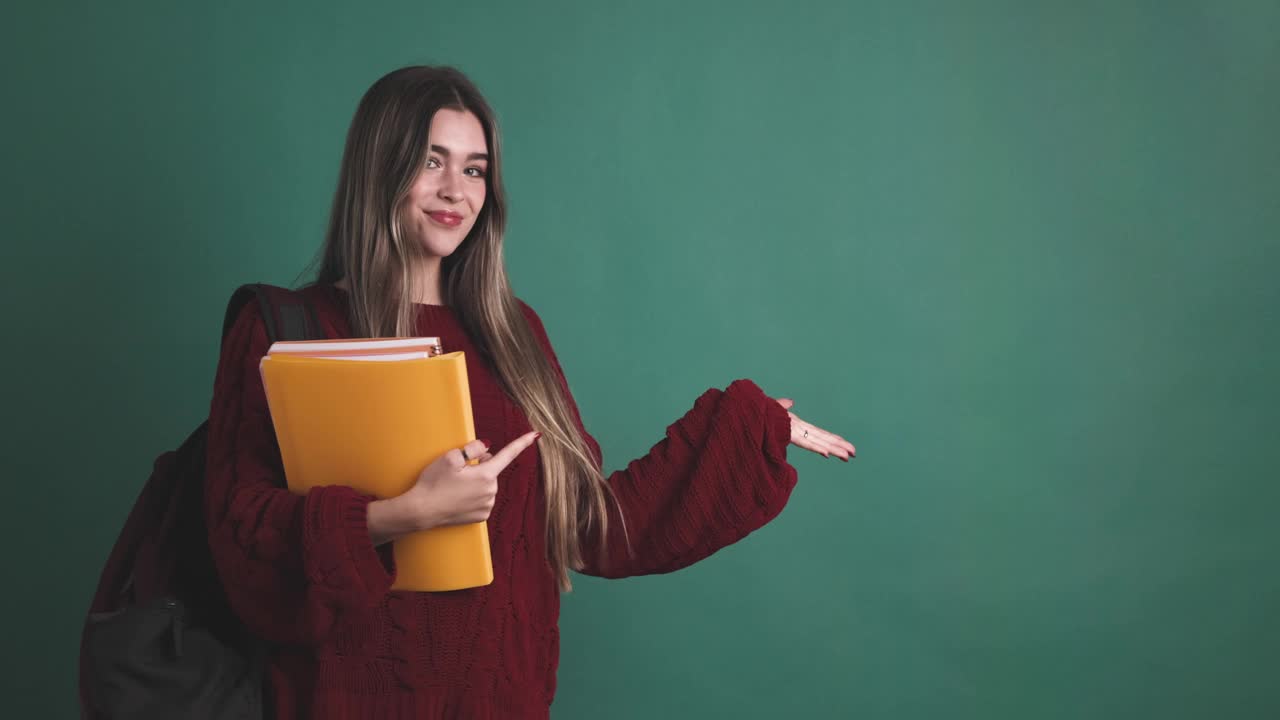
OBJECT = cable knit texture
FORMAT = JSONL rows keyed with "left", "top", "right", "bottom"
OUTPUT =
{"left": 203, "top": 283, "right": 798, "bottom": 718}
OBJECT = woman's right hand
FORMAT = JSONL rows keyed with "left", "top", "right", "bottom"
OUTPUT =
{"left": 367, "top": 431, "right": 541, "bottom": 546}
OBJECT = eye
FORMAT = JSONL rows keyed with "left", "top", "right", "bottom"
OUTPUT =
{"left": 426, "top": 157, "right": 442, "bottom": 169}
{"left": 465, "top": 166, "right": 487, "bottom": 178}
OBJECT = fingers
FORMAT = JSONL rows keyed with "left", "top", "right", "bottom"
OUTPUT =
{"left": 806, "top": 423, "right": 855, "bottom": 457}
{"left": 445, "top": 438, "right": 493, "bottom": 469}
{"left": 775, "top": 397, "right": 855, "bottom": 459}
{"left": 796, "top": 431, "right": 845, "bottom": 460}
{"left": 790, "top": 414, "right": 856, "bottom": 462}
{"left": 794, "top": 416, "right": 854, "bottom": 456}
{"left": 814, "top": 436, "right": 851, "bottom": 461}
{"left": 462, "top": 438, "right": 491, "bottom": 466}
{"left": 478, "top": 430, "right": 540, "bottom": 474}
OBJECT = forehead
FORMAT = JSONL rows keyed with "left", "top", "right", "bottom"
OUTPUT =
{"left": 428, "top": 109, "right": 487, "bottom": 154}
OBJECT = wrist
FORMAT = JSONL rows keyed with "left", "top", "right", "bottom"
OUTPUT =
{"left": 368, "top": 495, "right": 428, "bottom": 546}
{"left": 401, "top": 487, "right": 440, "bottom": 533}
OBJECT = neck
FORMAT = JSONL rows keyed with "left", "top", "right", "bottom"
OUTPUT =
{"left": 333, "top": 256, "right": 447, "bottom": 306}
{"left": 410, "top": 256, "right": 445, "bottom": 305}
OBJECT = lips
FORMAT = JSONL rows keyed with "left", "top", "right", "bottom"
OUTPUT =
{"left": 427, "top": 210, "right": 463, "bottom": 228}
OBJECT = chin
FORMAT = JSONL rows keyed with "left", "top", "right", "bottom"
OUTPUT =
{"left": 420, "top": 237, "right": 464, "bottom": 258}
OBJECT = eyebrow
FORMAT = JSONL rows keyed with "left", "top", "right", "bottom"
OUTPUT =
{"left": 430, "top": 144, "right": 489, "bottom": 162}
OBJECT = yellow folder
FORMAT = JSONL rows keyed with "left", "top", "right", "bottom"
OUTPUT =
{"left": 259, "top": 348, "right": 493, "bottom": 592}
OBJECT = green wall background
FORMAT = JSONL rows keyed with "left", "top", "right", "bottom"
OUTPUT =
{"left": 4, "top": 1, "right": 1277, "bottom": 717}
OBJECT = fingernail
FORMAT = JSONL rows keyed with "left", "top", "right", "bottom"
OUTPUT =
{"left": 480, "top": 438, "right": 492, "bottom": 448}
{"left": 534, "top": 432, "right": 542, "bottom": 441}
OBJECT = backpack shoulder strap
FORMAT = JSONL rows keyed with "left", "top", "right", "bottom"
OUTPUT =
{"left": 221, "top": 283, "right": 325, "bottom": 345}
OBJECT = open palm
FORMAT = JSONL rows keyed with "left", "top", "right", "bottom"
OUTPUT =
{"left": 776, "top": 398, "right": 856, "bottom": 462}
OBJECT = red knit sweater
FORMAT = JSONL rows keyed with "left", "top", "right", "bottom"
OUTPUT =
{"left": 204, "top": 283, "right": 798, "bottom": 719}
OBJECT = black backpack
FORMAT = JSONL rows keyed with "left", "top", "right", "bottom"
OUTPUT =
{"left": 79, "top": 284, "right": 324, "bottom": 720}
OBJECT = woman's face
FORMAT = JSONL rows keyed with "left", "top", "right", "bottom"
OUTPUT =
{"left": 400, "top": 108, "right": 489, "bottom": 258}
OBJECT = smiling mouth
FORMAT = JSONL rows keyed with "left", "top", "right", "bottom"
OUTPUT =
{"left": 427, "top": 211, "right": 463, "bottom": 227}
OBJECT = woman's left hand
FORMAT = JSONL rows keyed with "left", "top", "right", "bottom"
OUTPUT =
{"left": 776, "top": 398, "right": 856, "bottom": 462}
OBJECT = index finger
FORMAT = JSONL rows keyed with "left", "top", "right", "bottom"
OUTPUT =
{"left": 479, "top": 430, "right": 541, "bottom": 474}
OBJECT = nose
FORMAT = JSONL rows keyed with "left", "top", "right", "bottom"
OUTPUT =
{"left": 438, "top": 173, "right": 462, "bottom": 203}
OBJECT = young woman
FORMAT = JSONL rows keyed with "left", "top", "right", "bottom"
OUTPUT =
{"left": 204, "top": 65, "right": 856, "bottom": 719}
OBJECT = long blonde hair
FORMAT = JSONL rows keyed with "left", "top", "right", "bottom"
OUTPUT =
{"left": 306, "top": 65, "right": 615, "bottom": 591}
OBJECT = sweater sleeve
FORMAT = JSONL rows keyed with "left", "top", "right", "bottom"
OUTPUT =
{"left": 203, "top": 301, "right": 395, "bottom": 647}
{"left": 518, "top": 301, "right": 799, "bottom": 579}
